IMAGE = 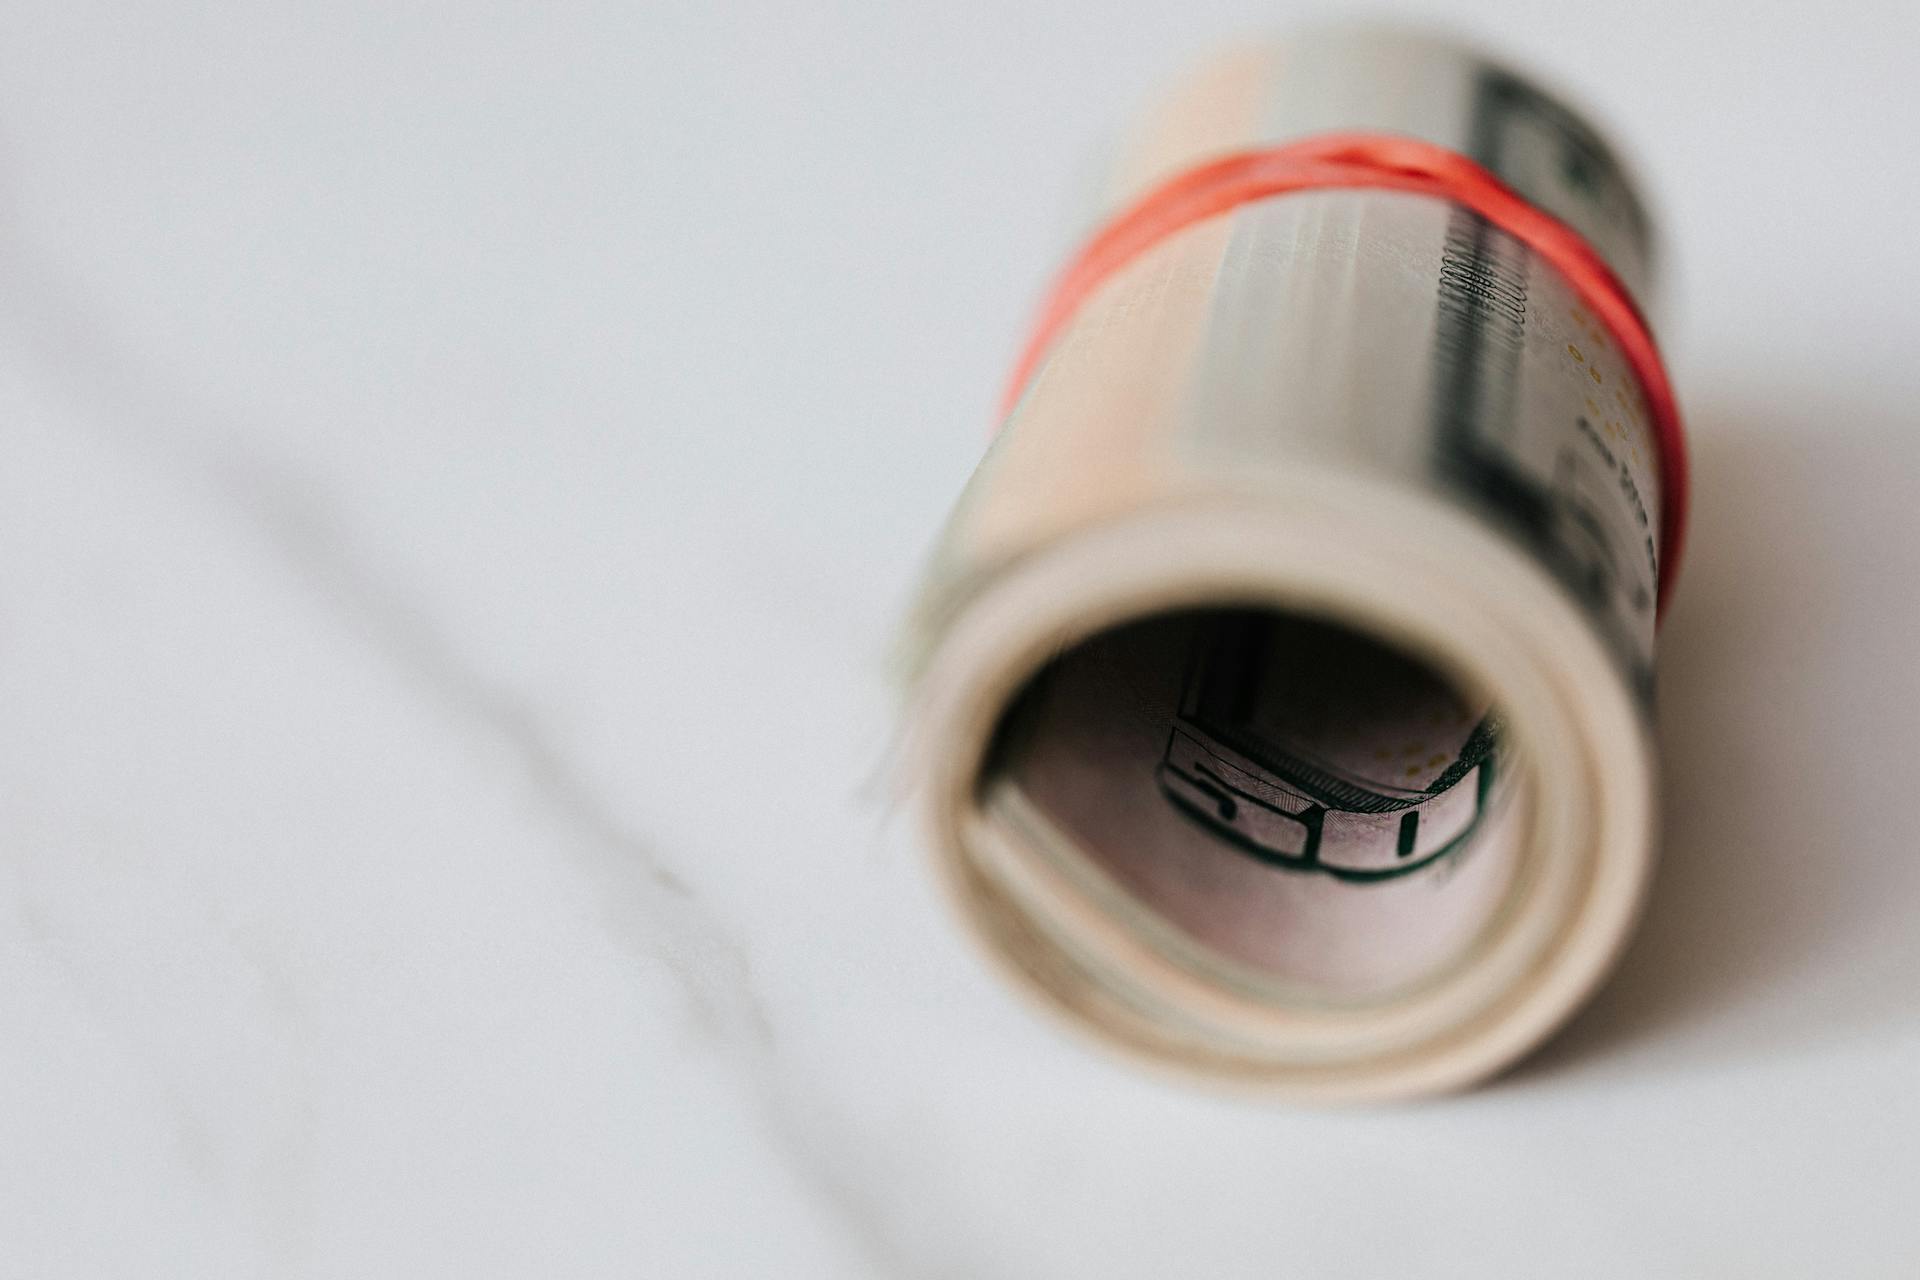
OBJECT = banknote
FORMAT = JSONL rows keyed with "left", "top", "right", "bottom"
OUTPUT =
{"left": 898, "top": 26, "right": 1678, "bottom": 1100}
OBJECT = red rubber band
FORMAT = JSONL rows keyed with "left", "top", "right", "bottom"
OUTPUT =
{"left": 999, "top": 131, "right": 1688, "bottom": 617}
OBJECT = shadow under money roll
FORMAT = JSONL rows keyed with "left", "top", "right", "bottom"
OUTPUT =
{"left": 898, "top": 25, "right": 1684, "bottom": 1101}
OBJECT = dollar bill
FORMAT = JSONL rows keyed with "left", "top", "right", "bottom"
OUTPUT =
{"left": 898, "top": 26, "right": 1669, "bottom": 1100}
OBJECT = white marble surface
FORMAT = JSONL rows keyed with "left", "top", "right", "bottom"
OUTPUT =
{"left": 3, "top": 2, "right": 1918, "bottom": 1276}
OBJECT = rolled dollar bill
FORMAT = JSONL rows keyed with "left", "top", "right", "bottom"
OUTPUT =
{"left": 898, "top": 26, "right": 1686, "bottom": 1101}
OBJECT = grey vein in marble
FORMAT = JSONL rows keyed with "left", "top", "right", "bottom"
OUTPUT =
{"left": 0, "top": 256, "right": 927, "bottom": 1280}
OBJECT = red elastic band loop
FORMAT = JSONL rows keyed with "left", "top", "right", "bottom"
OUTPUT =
{"left": 1000, "top": 131, "right": 1688, "bottom": 618}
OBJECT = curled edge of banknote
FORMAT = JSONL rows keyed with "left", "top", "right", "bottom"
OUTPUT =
{"left": 900, "top": 472, "right": 1655, "bottom": 1101}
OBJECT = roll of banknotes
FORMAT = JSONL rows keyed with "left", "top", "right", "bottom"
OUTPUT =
{"left": 897, "top": 26, "right": 1685, "bottom": 1101}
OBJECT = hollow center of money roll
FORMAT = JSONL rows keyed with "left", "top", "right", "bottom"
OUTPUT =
{"left": 989, "top": 608, "right": 1523, "bottom": 1001}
